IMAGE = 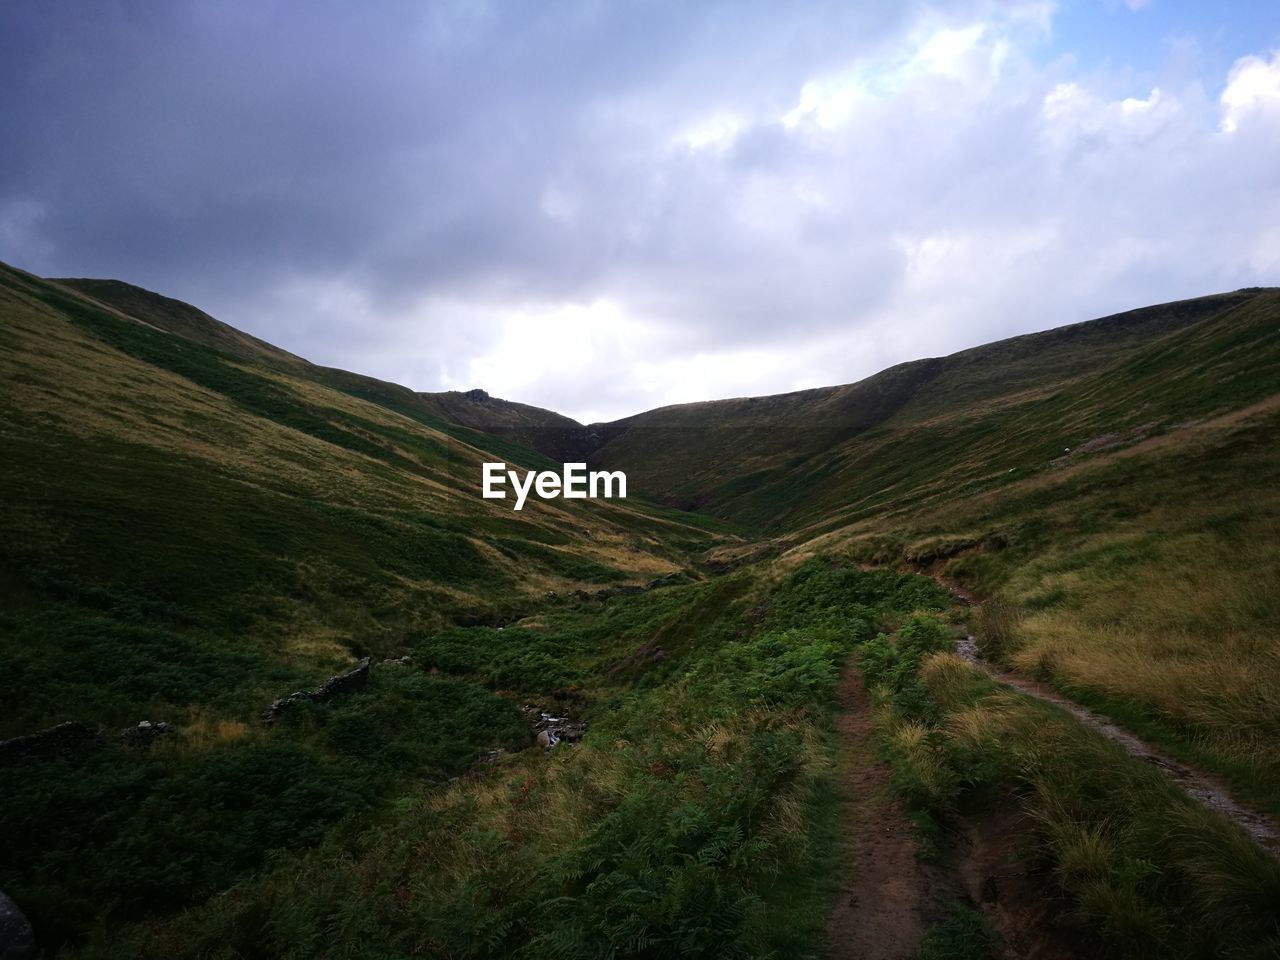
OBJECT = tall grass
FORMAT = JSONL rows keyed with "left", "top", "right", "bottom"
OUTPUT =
{"left": 868, "top": 639, "right": 1280, "bottom": 959}
{"left": 971, "top": 598, "right": 1022, "bottom": 663}
{"left": 48, "top": 561, "right": 931, "bottom": 958}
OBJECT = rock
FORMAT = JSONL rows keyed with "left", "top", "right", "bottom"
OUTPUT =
{"left": 0, "top": 891, "right": 34, "bottom": 960}
{"left": 262, "top": 658, "right": 371, "bottom": 724}
{"left": 525, "top": 705, "right": 587, "bottom": 749}
{"left": 119, "top": 720, "right": 174, "bottom": 746}
{"left": 0, "top": 721, "right": 99, "bottom": 765}
{"left": 313, "top": 657, "right": 371, "bottom": 698}
{"left": 464, "top": 388, "right": 490, "bottom": 402}
{"left": 381, "top": 655, "right": 412, "bottom": 667}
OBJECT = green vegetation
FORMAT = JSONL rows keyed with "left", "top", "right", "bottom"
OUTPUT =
{"left": 4, "top": 262, "right": 1279, "bottom": 959}
{"left": 47, "top": 562, "right": 938, "bottom": 959}
{"left": 829, "top": 400, "right": 1280, "bottom": 819}
{"left": 915, "top": 905, "right": 1005, "bottom": 960}
{"left": 0, "top": 262, "right": 734, "bottom": 954}
{"left": 589, "top": 290, "right": 1278, "bottom": 532}
{"left": 581, "top": 287, "right": 1280, "bottom": 823}
{"left": 865, "top": 631, "right": 1280, "bottom": 958}
{"left": 2, "top": 669, "right": 528, "bottom": 954}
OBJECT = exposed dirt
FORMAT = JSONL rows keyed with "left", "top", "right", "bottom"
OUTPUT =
{"left": 946, "top": 808, "right": 1080, "bottom": 960}
{"left": 826, "top": 665, "right": 946, "bottom": 960}
{"left": 828, "top": 663, "right": 1083, "bottom": 960}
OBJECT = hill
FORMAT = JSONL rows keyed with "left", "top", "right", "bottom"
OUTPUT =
{"left": 584, "top": 289, "right": 1277, "bottom": 530}
{"left": 54, "top": 275, "right": 601, "bottom": 463}
{"left": 571, "top": 288, "right": 1280, "bottom": 822}
{"left": 4, "top": 264, "right": 1279, "bottom": 959}
{"left": 1, "top": 261, "right": 732, "bottom": 737}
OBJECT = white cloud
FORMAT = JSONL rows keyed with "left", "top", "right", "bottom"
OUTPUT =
{"left": 1220, "top": 51, "right": 1280, "bottom": 133}
{"left": 6, "top": 1, "right": 1280, "bottom": 423}
{"left": 914, "top": 24, "right": 988, "bottom": 78}
{"left": 1040, "top": 82, "right": 1183, "bottom": 150}
{"left": 674, "top": 113, "right": 744, "bottom": 151}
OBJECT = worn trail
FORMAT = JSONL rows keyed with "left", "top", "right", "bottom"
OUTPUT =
{"left": 953, "top": 634, "right": 1280, "bottom": 856}
{"left": 826, "top": 664, "right": 942, "bottom": 960}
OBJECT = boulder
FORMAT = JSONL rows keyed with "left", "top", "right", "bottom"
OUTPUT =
{"left": 119, "top": 720, "right": 174, "bottom": 747}
{"left": 525, "top": 705, "right": 587, "bottom": 749}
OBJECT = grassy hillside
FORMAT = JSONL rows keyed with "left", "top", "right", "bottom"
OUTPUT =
{"left": 740, "top": 292, "right": 1280, "bottom": 822}
{"left": 5, "top": 264, "right": 1278, "bottom": 959}
{"left": 55, "top": 275, "right": 603, "bottom": 467}
{"left": 57, "top": 563, "right": 956, "bottom": 959}
{"left": 564, "top": 288, "right": 1280, "bottom": 817}
{"left": 2, "top": 261, "right": 736, "bottom": 732}
{"left": 0, "top": 261, "right": 731, "bottom": 952}
{"left": 587, "top": 289, "right": 1275, "bottom": 530}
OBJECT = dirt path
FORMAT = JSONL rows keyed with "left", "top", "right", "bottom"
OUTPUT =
{"left": 826, "top": 664, "right": 944, "bottom": 960}
{"left": 953, "top": 634, "right": 1280, "bottom": 856}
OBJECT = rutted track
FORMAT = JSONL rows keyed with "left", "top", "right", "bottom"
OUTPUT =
{"left": 953, "top": 633, "right": 1280, "bottom": 856}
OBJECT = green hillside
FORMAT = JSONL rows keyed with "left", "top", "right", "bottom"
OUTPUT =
{"left": 3, "top": 265, "right": 1279, "bottom": 959}
{"left": 587, "top": 289, "right": 1277, "bottom": 531}
{"left": 582, "top": 288, "right": 1280, "bottom": 819}
{"left": 0, "top": 261, "right": 734, "bottom": 951}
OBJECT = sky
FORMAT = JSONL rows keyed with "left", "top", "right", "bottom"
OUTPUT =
{"left": 2, "top": 0, "right": 1279, "bottom": 423}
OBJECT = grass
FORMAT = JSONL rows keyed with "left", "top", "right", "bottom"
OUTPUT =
{"left": 2, "top": 668, "right": 528, "bottom": 953}
{"left": 915, "top": 904, "right": 1005, "bottom": 960}
{"left": 0, "top": 263, "right": 742, "bottom": 954}
{"left": 572, "top": 287, "right": 1280, "bottom": 829}
{"left": 5, "top": 261, "right": 1280, "bottom": 958}
{"left": 864, "top": 629, "right": 1280, "bottom": 959}
{"left": 809, "top": 387, "right": 1280, "bottom": 818}
{"left": 39, "top": 562, "right": 944, "bottom": 959}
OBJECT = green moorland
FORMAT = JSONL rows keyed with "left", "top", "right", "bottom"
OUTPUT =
{"left": 862, "top": 613, "right": 1280, "bottom": 959}
{"left": 0, "top": 262, "right": 721, "bottom": 952}
{"left": 590, "top": 290, "right": 1280, "bottom": 820}
{"left": 54, "top": 562, "right": 955, "bottom": 959}
{"left": 792, "top": 309, "right": 1280, "bottom": 821}
{"left": 3, "top": 262, "right": 1280, "bottom": 958}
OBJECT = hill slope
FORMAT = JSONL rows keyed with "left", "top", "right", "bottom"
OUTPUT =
{"left": 2, "top": 261, "right": 724, "bottom": 739}
{"left": 54, "top": 275, "right": 602, "bottom": 464}
{"left": 584, "top": 289, "right": 1278, "bottom": 530}
{"left": 4, "top": 266, "right": 1280, "bottom": 959}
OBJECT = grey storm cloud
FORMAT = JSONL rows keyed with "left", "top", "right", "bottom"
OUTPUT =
{"left": 2, "top": 0, "right": 1280, "bottom": 422}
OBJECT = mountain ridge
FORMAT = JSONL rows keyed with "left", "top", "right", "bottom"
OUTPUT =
{"left": 52, "top": 271, "right": 1278, "bottom": 489}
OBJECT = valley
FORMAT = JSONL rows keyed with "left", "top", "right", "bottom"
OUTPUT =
{"left": 1, "top": 262, "right": 1278, "bottom": 959}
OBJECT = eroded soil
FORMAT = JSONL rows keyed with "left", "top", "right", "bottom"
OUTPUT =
{"left": 826, "top": 664, "right": 944, "bottom": 959}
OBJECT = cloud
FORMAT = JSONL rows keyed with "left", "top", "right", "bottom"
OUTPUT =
{"left": 1220, "top": 51, "right": 1280, "bottom": 133}
{"left": 0, "top": 1, "right": 1277, "bottom": 422}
